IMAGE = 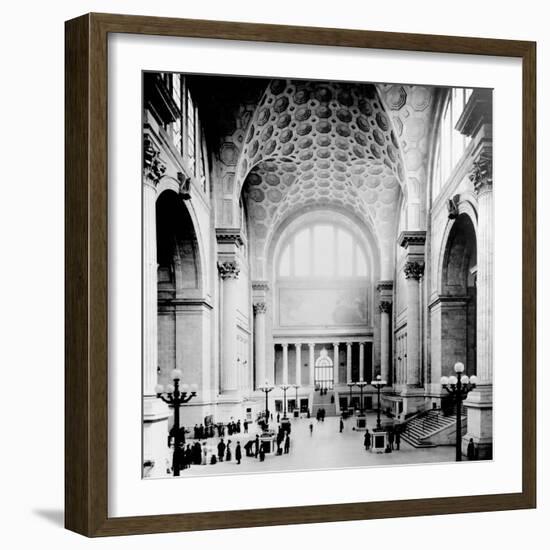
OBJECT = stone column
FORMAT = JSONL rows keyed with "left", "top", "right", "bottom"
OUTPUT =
{"left": 359, "top": 342, "right": 365, "bottom": 382}
{"left": 398, "top": 232, "right": 426, "bottom": 393}
{"left": 282, "top": 343, "right": 289, "bottom": 385}
{"left": 253, "top": 302, "right": 267, "bottom": 388}
{"left": 295, "top": 343, "right": 302, "bottom": 386}
{"left": 332, "top": 342, "right": 339, "bottom": 385}
{"left": 308, "top": 343, "right": 315, "bottom": 386}
{"left": 377, "top": 280, "right": 393, "bottom": 385}
{"left": 464, "top": 150, "right": 493, "bottom": 459}
{"left": 346, "top": 342, "right": 352, "bottom": 383}
{"left": 379, "top": 301, "right": 392, "bottom": 384}
{"left": 142, "top": 136, "right": 168, "bottom": 478}
{"left": 218, "top": 261, "right": 240, "bottom": 392}
{"left": 403, "top": 261, "right": 423, "bottom": 386}
{"left": 143, "top": 176, "right": 159, "bottom": 397}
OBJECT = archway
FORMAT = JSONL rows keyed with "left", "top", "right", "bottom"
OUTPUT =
{"left": 434, "top": 213, "right": 477, "bottom": 384}
{"left": 315, "top": 348, "right": 334, "bottom": 390}
{"left": 155, "top": 190, "right": 205, "bottom": 390}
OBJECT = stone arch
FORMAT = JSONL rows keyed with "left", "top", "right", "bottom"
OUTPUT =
{"left": 266, "top": 205, "right": 381, "bottom": 286}
{"left": 155, "top": 189, "right": 210, "bottom": 395}
{"left": 156, "top": 182, "right": 208, "bottom": 294}
{"left": 432, "top": 211, "right": 477, "bottom": 383}
{"left": 155, "top": 189, "right": 204, "bottom": 296}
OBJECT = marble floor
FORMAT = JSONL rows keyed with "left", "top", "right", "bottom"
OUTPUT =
{"left": 169, "top": 413, "right": 455, "bottom": 478}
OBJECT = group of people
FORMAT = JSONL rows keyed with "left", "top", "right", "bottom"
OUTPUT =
{"left": 191, "top": 418, "right": 249, "bottom": 441}
{"left": 171, "top": 416, "right": 296, "bottom": 472}
{"left": 361, "top": 426, "right": 402, "bottom": 452}
{"left": 316, "top": 408, "right": 327, "bottom": 422}
{"left": 172, "top": 440, "right": 208, "bottom": 471}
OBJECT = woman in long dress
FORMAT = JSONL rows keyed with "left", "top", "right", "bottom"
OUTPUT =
{"left": 225, "top": 440, "right": 232, "bottom": 462}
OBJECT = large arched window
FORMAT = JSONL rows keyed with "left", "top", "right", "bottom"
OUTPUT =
{"left": 277, "top": 223, "right": 368, "bottom": 278}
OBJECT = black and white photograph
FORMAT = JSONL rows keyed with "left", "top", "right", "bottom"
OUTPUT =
{"left": 142, "top": 73, "right": 493, "bottom": 479}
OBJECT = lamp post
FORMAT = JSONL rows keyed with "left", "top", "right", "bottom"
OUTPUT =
{"left": 441, "top": 362, "right": 477, "bottom": 462}
{"left": 347, "top": 382, "right": 355, "bottom": 414}
{"left": 280, "top": 384, "right": 290, "bottom": 419}
{"left": 258, "top": 380, "right": 274, "bottom": 430}
{"left": 371, "top": 374, "right": 387, "bottom": 431}
{"left": 291, "top": 384, "right": 300, "bottom": 416}
{"left": 155, "top": 369, "right": 197, "bottom": 477}
{"left": 356, "top": 381, "right": 367, "bottom": 415}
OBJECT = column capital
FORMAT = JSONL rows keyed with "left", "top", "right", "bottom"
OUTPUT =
{"left": 404, "top": 261, "right": 425, "bottom": 280}
{"left": 346, "top": 341, "right": 352, "bottom": 348}
{"left": 359, "top": 342, "right": 365, "bottom": 348}
{"left": 143, "top": 135, "right": 166, "bottom": 186}
{"left": 469, "top": 150, "right": 493, "bottom": 195}
{"left": 281, "top": 342, "right": 289, "bottom": 349}
{"left": 308, "top": 342, "right": 316, "bottom": 349}
{"left": 332, "top": 342, "right": 339, "bottom": 348}
{"left": 253, "top": 302, "right": 267, "bottom": 315}
{"left": 217, "top": 261, "right": 240, "bottom": 279}
{"left": 379, "top": 300, "right": 392, "bottom": 314}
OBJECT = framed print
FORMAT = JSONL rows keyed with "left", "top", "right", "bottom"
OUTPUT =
{"left": 65, "top": 13, "right": 536, "bottom": 537}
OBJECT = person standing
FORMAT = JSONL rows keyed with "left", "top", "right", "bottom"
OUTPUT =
{"left": 309, "top": 422, "right": 313, "bottom": 436}
{"left": 364, "top": 429, "right": 371, "bottom": 451}
{"left": 254, "top": 434, "right": 260, "bottom": 458}
{"left": 388, "top": 429, "right": 395, "bottom": 450}
{"left": 217, "top": 438, "right": 226, "bottom": 462}
{"left": 284, "top": 434, "right": 290, "bottom": 454}
{"left": 339, "top": 418, "right": 344, "bottom": 433}
{"left": 173, "top": 440, "right": 185, "bottom": 473}
{"left": 243, "top": 419, "right": 248, "bottom": 433}
{"left": 395, "top": 429, "right": 401, "bottom": 451}
{"left": 467, "top": 438, "right": 476, "bottom": 460}
{"left": 235, "top": 441, "right": 242, "bottom": 464}
{"left": 225, "top": 440, "right": 232, "bottom": 462}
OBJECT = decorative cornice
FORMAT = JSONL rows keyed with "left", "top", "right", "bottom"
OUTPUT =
{"left": 469, "top": 151, "right": 493, "bottom": 195}
{"left": 143, "top": 135, "right": 166, "bottom": 185}
{"left": 253, "top": 302, "right": 267, "bottom": 315}
{"left": 252, "top": 280, "right": 269, "bottom": 292}
{"left": 398, "top": 231, "right": 426, "bottom": 249}
{"left": 217, "top": 261, "right": 240, "bottom": 280}
{"left": 455, "top": 89, "right": 492, "bottom": 138}
{"left": 376, "top": 280, "right": 394, "bottom": 292}
{"left": 215, "top": 228, "right": 244, "bottom": 247}
{"left": 379, "top": 300, "right": 392, "bottom": 314}
{"left": 404, "top": 261, "right": 425, "bottom": 280}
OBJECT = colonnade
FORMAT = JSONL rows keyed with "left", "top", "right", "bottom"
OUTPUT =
{"left": 272, "top": 341, "right": 372, "bottom": 386}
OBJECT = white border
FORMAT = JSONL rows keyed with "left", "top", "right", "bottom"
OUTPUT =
{"left": 108, "top": 33, "right": 523, "bottom": 518}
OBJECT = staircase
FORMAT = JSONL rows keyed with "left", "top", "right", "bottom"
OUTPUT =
{"left": 311, "top": 389, "right": 337, "bottom": 417}
{"left": 401, "top": 408, "right": 466, "bottom": 448}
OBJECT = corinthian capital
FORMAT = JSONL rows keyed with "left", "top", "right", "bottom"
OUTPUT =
{"left": 404, "top": 261, "right": 424, "bottom": 280}
{"left": 217, "top": 261, "right": 240, "bottom": 280}
{"left": 143, "top": 136, "right": 166, "bottom": 185}
{"left": 253, "top": 302, "right": 267, "bottom": 315}
{"left": 469, "top": 151, "right": 493, "bottom": 195}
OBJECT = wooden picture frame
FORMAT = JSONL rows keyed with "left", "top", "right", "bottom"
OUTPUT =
{"left": 65, "top": 12, "right": 536, "bottom": 537}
